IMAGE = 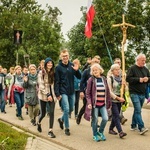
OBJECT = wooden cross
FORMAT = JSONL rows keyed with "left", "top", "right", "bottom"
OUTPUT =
{"left": 112, "top": 14, "right": 135, "bottom": 98}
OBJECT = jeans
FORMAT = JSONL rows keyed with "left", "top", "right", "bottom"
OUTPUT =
{"left": 14, "top": 91, "right": 24, "bottom": 116}
{"left": 61, "top": 94, "right": 75, "bottom": 129}
{"left": 130, "top": 94, "right": 145, "bottom": 130}
{"left": 92, "top": 106, "right": 108, "bottom": 136}
{"left": 109, "top": 102, "right": 122, "bottom": 133}
{"left": 0, "top": 90, "right": 5, "bottom": 112}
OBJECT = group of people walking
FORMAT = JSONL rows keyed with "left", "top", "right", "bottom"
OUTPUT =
{"left": 0, "top": 51, "right": 149, "bottom": 141}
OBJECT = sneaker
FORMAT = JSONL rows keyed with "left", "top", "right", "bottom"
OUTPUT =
{"left": 93, "top": 135, "right": 101, "bottom": 142}
{"left": 76, "top": 117, "right": 81, "bottom": 125}
{"left": 65, "top": 129, "right": 70, "bottom": 136}
{"left": 140, "top": 128, "right": 148, "bottom": 135}
{"left": 121, "top": 118, "right": 128, "bottom": 125}
{"left": 58, "top": 118, "right": 64, "bottom": 130}
{"left": 97, "top": 132, "right": 106, "bottom": 141}
{"left": 1, "top": 111, "right": 6, "bottom": 114}
{"left": 48, "top": 131, "right": 56, "bottom": 138}
{"left": 16, "top": 109, "right": 18, "bottom": 117}
{"left": 31, "top": 119, "right": 36, "bottom": 126}
{"left": 18, "top": 116, "right": 24, "bottom": 120}
{"left": 37, "top": 123, "right": 42, "bottom": 132}
{"left": 109, "top": 130, "right": 118, "bottom": 135}
{"left": 130, "top": 127, "right": 138, "bottom": 131}
{"left": 119, "top": 131, "right": 127, "bottom": 138}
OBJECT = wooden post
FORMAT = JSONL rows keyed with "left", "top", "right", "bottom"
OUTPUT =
{"left": 112, "top": 14, "right": 135, "bottom": 98}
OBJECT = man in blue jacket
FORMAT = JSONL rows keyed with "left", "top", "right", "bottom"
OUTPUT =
{"left": 54, "top": 49, "right": 81, "bottom": 136}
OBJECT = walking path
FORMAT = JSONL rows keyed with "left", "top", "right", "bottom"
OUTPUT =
{"left": 0, "top": 102, "right": 150, "bottom": 150}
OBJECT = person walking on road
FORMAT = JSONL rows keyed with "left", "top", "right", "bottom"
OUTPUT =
{"left": 73, "top": 59, "right": 81, "bottom": 119}
{"left": 37, "top": 57, "right": 57, "bottom": 138}
{"left": 107, "top": 64, "right": 127, "bottom": 138}
{"left": 85, "top": 63, "right": 111, "bottom": 142}
{"left": 8, "top": 65, "right": 25, "bottom": 120}
{"left": 126, "top": 53, "right": 149, "bottom": 135}
{"left": 54, "top": 49, "right": 81, "bottom": 136}
{"left": 23, "top": 64, "right": 39, "bottom": 126}
{"left": 0, "top": 65, "right": 6, "bottom": 114}
{"left": 107, "top": 58, "right": 128, "bottom": 125}
{"left": 76, "top": 57, "right": 100, "bottom": 125}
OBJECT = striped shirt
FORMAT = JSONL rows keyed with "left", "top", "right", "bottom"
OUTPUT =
{"left": 96, "top": 78, "right": 105, "bottom": 108}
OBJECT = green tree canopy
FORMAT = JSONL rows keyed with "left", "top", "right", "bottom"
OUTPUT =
{"left": 0, "top": 0, "right": 63, "bottom": 68}
{"left": 67, "top": 0, "right": 150, "bottom": 73}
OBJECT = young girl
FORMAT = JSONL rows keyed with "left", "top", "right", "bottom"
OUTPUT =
{"left": 85, "top": 63, "right": 111, "bottom": 142}
{"left": 37, "top": 57, "right": 56, "bottom": 138}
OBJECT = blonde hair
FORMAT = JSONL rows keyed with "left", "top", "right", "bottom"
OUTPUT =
{"left": 15, "top": 65, "right": 22, "bottom": 71}
{"left": 90, "top": 63, "right": 104, "bottom": 75}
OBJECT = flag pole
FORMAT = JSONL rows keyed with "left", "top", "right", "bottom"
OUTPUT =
{"left": 95, "top": 15, "right": 113, "bottom": 64}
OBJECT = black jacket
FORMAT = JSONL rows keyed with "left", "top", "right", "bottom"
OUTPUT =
{"left": 54, "top": 60, "right": 81, "bottom": 96}
{"left": 126, "top": 65, "right": 150, "bottom": 95}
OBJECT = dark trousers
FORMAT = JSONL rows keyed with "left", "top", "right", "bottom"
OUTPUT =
{"left": 78, "top": 97, "right": 87, "bottom": 119}
{"left": 109, "top": 102, "right": 122, "bottom": 133}
{"left": 74, "top": 90, "right": 80, "bottom": 116}
{"left": 38, "top": 100, "right": 55, "bottom": 128}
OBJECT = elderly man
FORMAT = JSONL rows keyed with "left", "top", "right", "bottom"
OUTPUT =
{"left": 126, "top": 53, "right": 149, "bottom": 135}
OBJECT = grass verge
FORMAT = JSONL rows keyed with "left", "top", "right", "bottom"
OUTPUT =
{"left": 0, "top": 121, "right": 29, "bottom": 150}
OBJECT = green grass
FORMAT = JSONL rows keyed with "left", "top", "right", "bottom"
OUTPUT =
{"left": 0, "top": 121, "right": 29, "bottom": 150}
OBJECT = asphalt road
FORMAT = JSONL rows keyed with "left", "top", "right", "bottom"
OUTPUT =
{"left": 0, "top": 101, "right": 150, "bottom": 150}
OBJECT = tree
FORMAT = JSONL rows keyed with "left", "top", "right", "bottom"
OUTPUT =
{"left": 0, "top": 0, "right": 63, "bottom": 68}
{"left": 67, "top": 0, "right": 150, "bottom": 73}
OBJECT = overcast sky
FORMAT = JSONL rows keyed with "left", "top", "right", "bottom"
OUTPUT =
{"left": 36, "top": 0, "right": 87, "bottom": 40}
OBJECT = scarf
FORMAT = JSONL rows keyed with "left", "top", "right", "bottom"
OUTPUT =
{"left": 114, "top": 75, "right": 122, "bottom": 85}
{"left": 28, "top": 73, "right": 38, "bottom": 81}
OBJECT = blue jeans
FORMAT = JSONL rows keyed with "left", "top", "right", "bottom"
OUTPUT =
{"left": 130, "top": 94, "right": 145, "bottom": 130}
{"left": 14, "top": 91, "right": 24, "bottom": 117}
{"left": 92, "top": 106, "right": 108, "bottom": 136}
{"left": 61, "top": 94, "right": 75, "bottom": 129}
{"left": 0, "top": 90, "right": 5, "bottom": 112}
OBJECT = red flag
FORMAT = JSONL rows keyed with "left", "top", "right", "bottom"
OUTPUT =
{"left": 84, "top": 0, "right": 95, "bottom": 38}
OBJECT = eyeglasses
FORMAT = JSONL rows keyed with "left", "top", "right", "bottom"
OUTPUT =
{"left": 62, "top": 55, "right": 69, "bottom": 57}
{"left": 116, "top": 61, "right": 121, "bottom": 64}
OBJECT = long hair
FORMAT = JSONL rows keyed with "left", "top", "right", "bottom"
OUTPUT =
{"left": 43, "top": 64, "right": 54, "bottom": 85}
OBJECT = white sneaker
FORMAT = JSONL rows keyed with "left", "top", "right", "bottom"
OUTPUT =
{"left": 130, "top": 127, "right": 138, "bottom": 131}
{"left": 140, "top": 128, "right": 148, "bottom": 135}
